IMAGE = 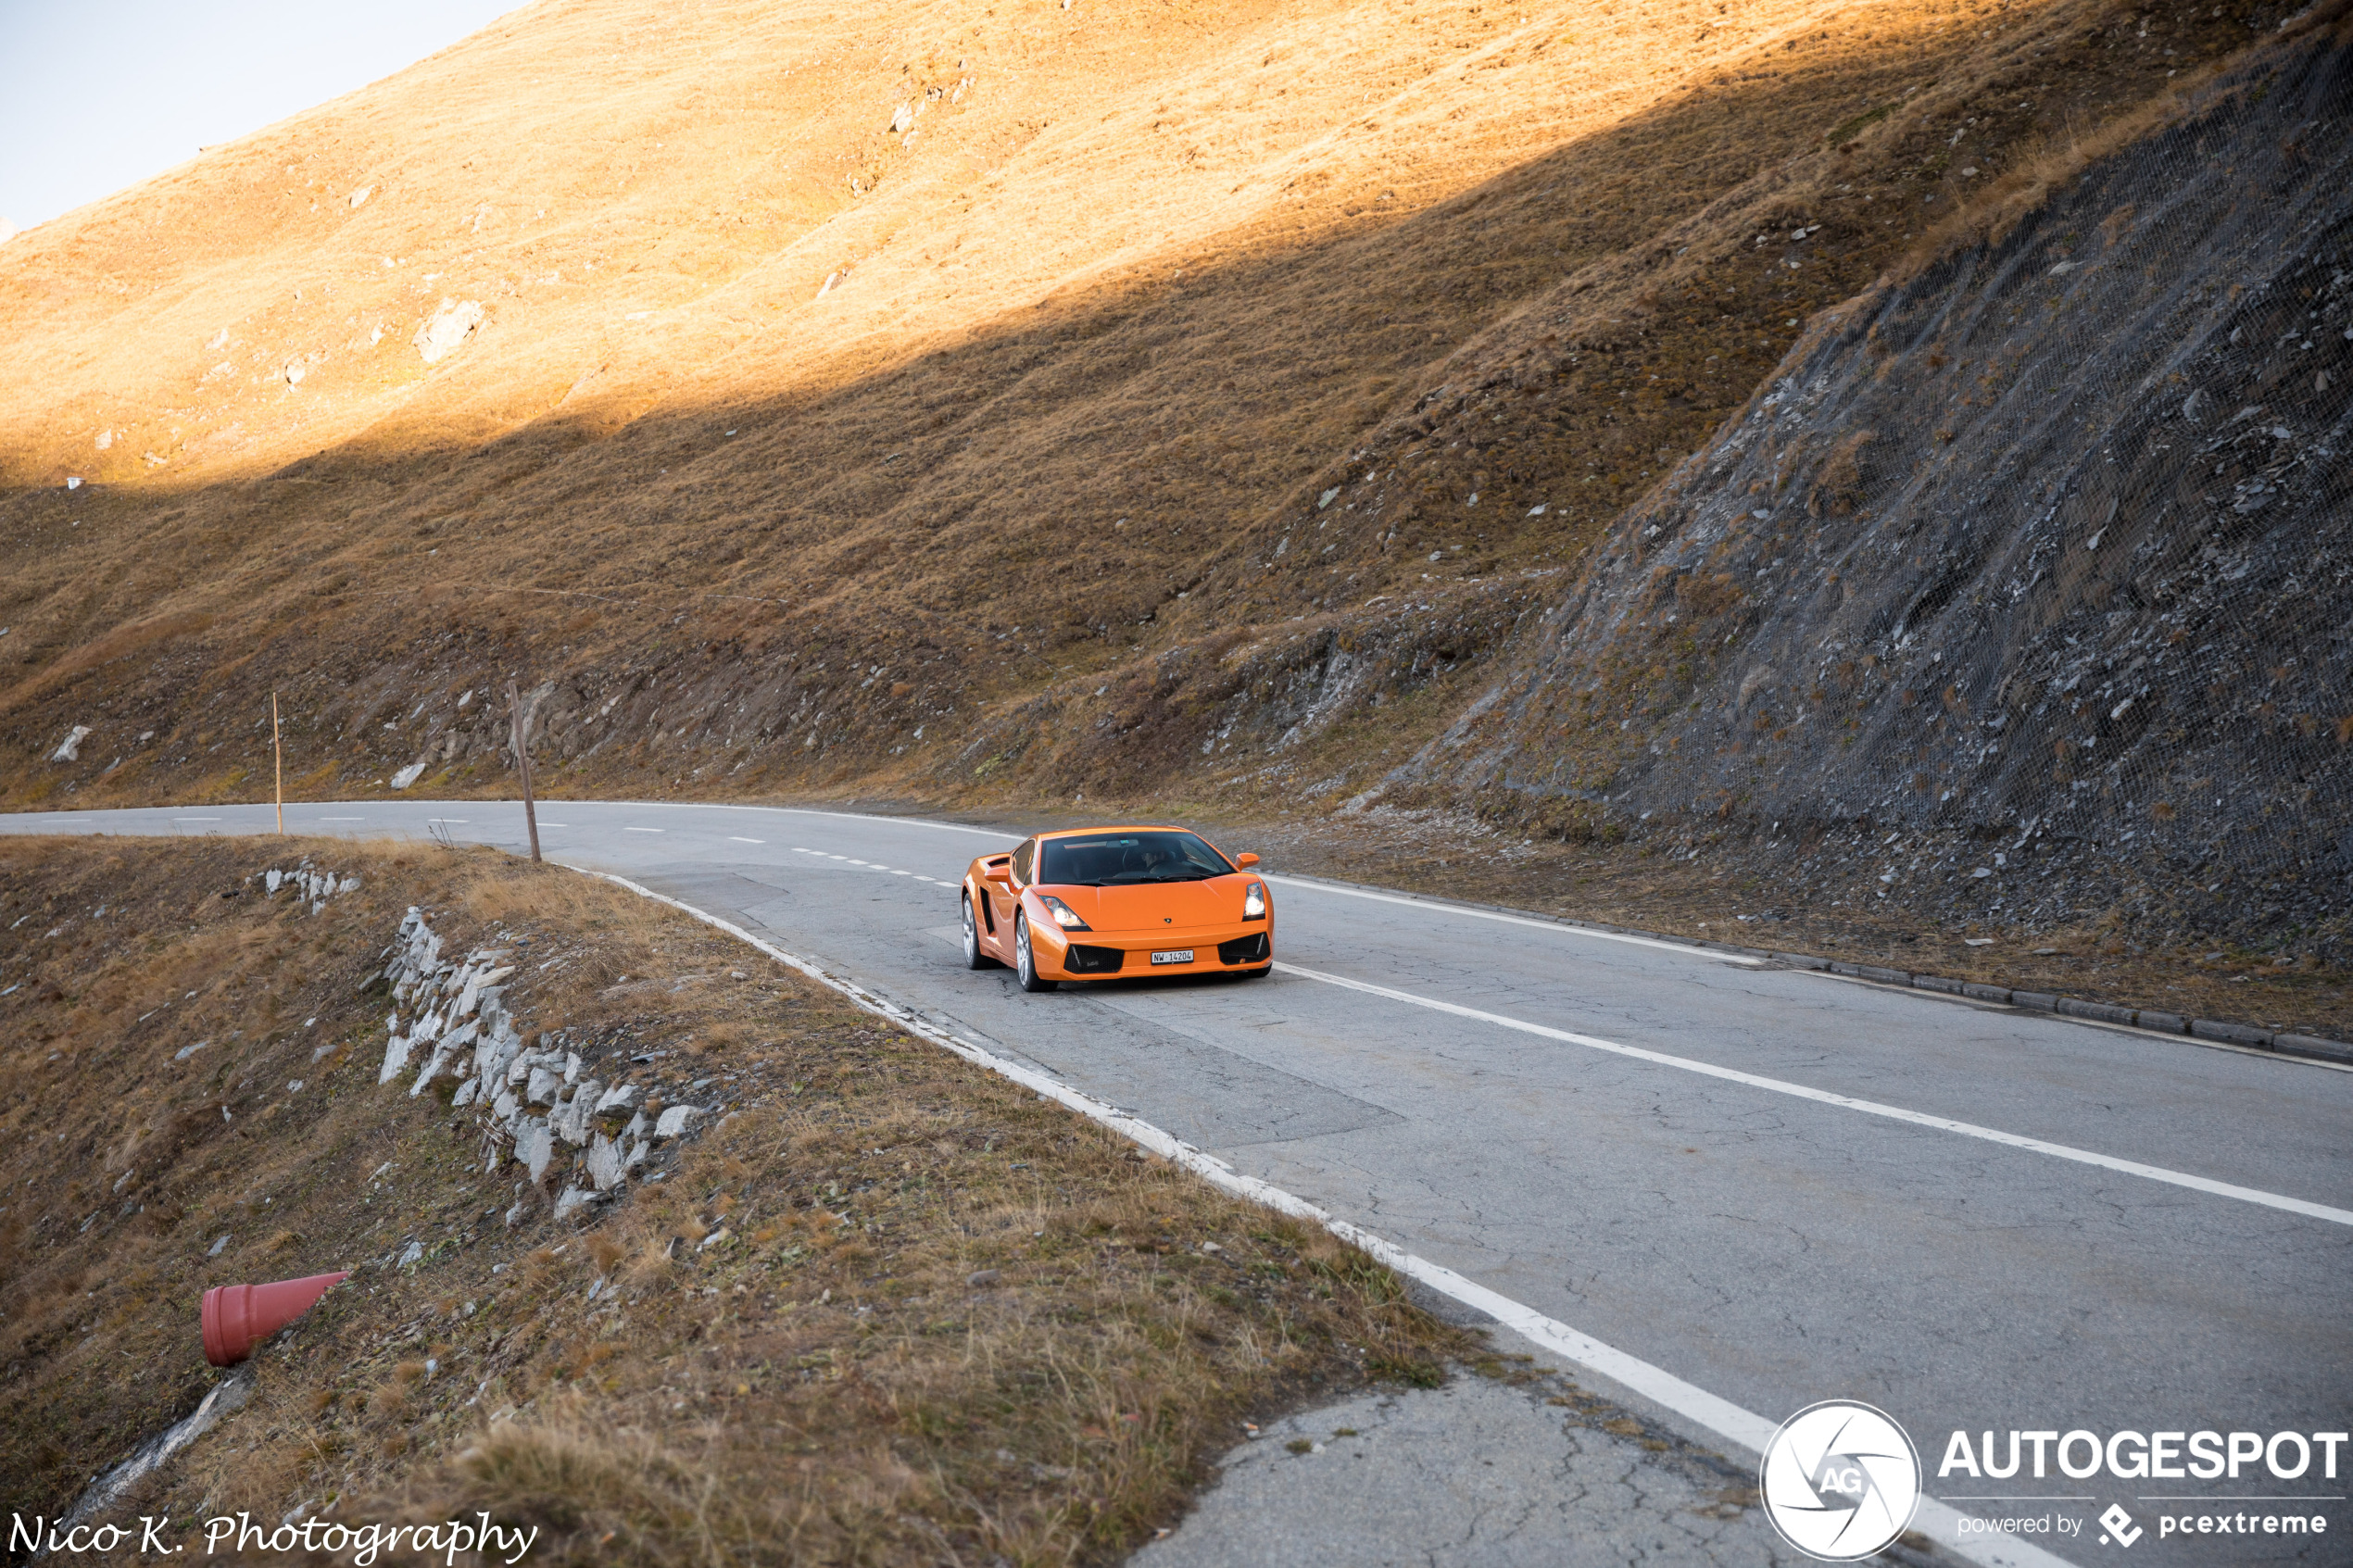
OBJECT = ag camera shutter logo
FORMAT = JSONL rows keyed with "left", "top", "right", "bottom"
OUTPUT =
{"left": 1761, "top": 1399, "right": 1923, "bottom": 1561}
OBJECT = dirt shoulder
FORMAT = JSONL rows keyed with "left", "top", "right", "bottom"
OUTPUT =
{"left": 0, "top": 836, "right": 1478, "bottom": 1563}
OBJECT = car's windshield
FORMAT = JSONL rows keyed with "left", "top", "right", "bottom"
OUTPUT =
{"left": 1038, "top": 831, "right": 1234, "bottom": 885}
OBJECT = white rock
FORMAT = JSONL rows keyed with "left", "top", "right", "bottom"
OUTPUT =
{"left": 413, "top": 298, "right": 485, "bottom": 364}
{"left": 65, "top": 477, "right": 82, "bottom": 490}
{"left": 890, "top": 102, "right": 915, "bottom": 133}
{"left": 586, "top": 1135, "right": 626, "bottom": 1191}
{"left": 651, "top": 1105, "right": 699, "bottom": 1140}
{"left": 390, "top": 761, "right": 426, "bottom": 790}
{"left": 265, "top": 869, "right": 284, "bottom": 893}
{"left": 397, "top": 1241, "right": 425, "bottom": 1268}
{"left": 526, "top": 1065, "right": 561, "bottom": 1105}
{"left": 514, "top": 1119, "right": 554, "bottom": 1181}
{"left": 552, "top": 1186, "right": 598, "bottom": 1221}
{"left": 95, "top": 429, "right": 114, "bottom": 451}
{"left": 50, "top": 726, "right": 93, "bottom": 763}
{"left": 452, "top": 1077, "right": 480, "bottom": 1108}
{"left": 283, "top": 361, "right": 306, "bottom": 386}
{"left": 379, "top": 1035, "right": 413, "bottom": 1085}
{"left": 493, "top": 1087, "right": 519, "bottom": 1120}
{"left": 594, "top": 1083, "right": 641, "bottom": 1115}
{"left": 555, "top": 1080, "right": 601, "bottom": 1145}
{"left": 348, "top": 185, "right": 373, "bottom": 208}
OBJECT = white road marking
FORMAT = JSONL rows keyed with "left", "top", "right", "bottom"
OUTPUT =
{"left": 623, "top": 826, "right": 663, "bottom": 834}
{"left": 1265, "top": 875, "right": 1758, "bottom": 966}
{"left": 536, "top": 822, "right": 569, "bottom": 828}
{"left": 729, "top": 836, "right": 764, "bottom": 844}
{"left": 173, "top": 817, "right": 221, "bottom": 822}
{"left": 1275, "top": 960, "right": 2353, "bottom": 1228}
{"left": 559, "top": 863, "right": 2070, "bottom": 1568}
{"left": 317, "top": 816, "right": 365, "bottom": 822}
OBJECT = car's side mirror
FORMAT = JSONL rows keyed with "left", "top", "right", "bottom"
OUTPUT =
{"left": 983, "top": 863, "right": 1013, "bottom": 884}
{"left": 1235, "top": 852, "right": 1260, "bottom": 869}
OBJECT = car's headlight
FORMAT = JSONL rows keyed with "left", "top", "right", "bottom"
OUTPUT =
{"left": 1038, "top": 894, "right": 1091, "bottom": 931}
{"left": 1243, "top": 882, "right": 1266, "bottom": 920}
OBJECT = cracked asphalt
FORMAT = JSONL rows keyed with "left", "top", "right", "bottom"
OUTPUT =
{"left": 1133, "top": 1369, "right": 1801, "bottom": 1568}
{"left": 11, "top": 801, "right": 2348, "bottom": 1566}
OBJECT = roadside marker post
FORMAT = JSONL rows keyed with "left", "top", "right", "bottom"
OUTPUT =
{"left": 271, "top": 691, "right": 284, "bottom": 835}
{"left": 508, "top": 680, "right": 542, "bottom": 863}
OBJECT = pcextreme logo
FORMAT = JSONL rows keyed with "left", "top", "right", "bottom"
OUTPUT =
{"left": 1760, "top": 1400, "right": 1923, "bottom": 1562}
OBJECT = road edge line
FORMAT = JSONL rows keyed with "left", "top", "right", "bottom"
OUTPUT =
{"left": 560, "top": 861, "right": 2076, "bottom": 1568}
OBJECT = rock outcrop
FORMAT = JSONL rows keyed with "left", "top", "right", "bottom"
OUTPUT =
{"left": 1425, "top": 34, "right": 2353, "bottom": 952}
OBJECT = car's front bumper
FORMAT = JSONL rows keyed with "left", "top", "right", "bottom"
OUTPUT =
{"left": 1033, "top": 922, "right": 1271, "bottom": 980}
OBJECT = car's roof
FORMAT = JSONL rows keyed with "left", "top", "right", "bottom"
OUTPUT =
{"left": 1033, "top": 824, "right": 1197, "bottom": 839}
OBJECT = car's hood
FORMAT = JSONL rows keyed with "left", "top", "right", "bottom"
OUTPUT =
{"left": 1042, "top": 878, "right": 1246, "bottom": 934}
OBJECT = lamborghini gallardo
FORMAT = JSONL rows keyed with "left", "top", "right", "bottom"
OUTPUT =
{"left": 960, "top": 826, "right": 1272, "bottom": 992}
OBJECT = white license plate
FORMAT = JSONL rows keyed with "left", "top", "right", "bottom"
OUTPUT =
{"left": 1150, "top": 948, "right": 1195, "bottom": 966}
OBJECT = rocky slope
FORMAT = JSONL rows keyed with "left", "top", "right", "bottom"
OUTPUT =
{"left": 1416, "top": 19, "right": 2353, "bottom": 958}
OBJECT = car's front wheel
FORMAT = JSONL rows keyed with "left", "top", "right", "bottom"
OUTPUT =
{"left": 962, "top": 894, "right": 992, "bottom": 970}
{"left": 1013, "top": 913, "right": 1058, "bottom": 993}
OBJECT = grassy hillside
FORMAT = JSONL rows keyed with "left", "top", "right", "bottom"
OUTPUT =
{"left": 0, "top": 0, "right": 2276, "bottom": 818}
{"left": 0, "top": 836, "right": 1473, "bottom": 1561}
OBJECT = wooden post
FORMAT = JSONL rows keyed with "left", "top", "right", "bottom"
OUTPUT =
{"left": 271, "top": 692, "right": 284, "bottom": 834}
{"left": 508, "top": 680, "right": 542, "bottom": 863}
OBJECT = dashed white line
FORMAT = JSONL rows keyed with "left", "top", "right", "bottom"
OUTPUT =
{"left": 729, "top": 836, "right": 764, "bottom": 844}
{"left": 1275, "top": 960, "right": 2353, "bottom": 1228}
{"left": 1265, "top": 875, "right": 1759, "bottom": 966}
{"left": 623, "top": 826, "right": 663, "bottom": 834}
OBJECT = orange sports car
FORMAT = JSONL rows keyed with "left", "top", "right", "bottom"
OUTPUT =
{"left": 960, "top": 826, "right": 1273, "bottom": 992}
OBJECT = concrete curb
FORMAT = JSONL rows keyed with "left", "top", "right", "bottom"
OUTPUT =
{"left": 1267, "top": 872, "right": 2353, "bottom": 1068}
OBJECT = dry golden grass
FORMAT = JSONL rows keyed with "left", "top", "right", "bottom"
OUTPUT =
{"left": 0, "top": 0, "right": 2275, "bottom": 822}
{"left": 0, "top": 837, "right": 1476, "bottom": 1562}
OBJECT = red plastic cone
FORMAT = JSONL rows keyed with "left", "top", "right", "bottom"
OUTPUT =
{"left": 201, "top": 1271, "right": 349, "bottom": 1367}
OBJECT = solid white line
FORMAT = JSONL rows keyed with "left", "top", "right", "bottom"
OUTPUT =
{"left": 557, "top": 863, "right": 2073, "bottom": 1568}
{"left": 1274, "top": 961, "right": 2353, "bottom": 1228}
{"left": 1265, "top": 874, "right": 1758, "bottom": 966}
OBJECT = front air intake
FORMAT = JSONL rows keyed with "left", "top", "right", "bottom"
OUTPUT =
{"left": 1064, "top": 944, "right": 1126, "bottom": 974}
{"left": 1217, "top": 934, "right": 1269, "bottom": 965}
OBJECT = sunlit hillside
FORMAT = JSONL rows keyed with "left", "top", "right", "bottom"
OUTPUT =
{"left": 0, "top": 0, "right": 2264, "bottom": 810}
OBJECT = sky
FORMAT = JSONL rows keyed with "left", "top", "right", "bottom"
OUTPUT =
{"left": 0, "top": 0, "right": 524, "bottom": 237}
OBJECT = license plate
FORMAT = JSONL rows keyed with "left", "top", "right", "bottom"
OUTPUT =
{"left": 1150, "top": 948, "right": 1195, "bottom": 966}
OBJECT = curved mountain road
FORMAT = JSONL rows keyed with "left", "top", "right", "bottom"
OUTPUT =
{"left": 8, "top": 799, "right": 2347, "bottom": 1566}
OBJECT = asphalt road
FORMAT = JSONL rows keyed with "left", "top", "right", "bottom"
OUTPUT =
{"left": 9, "top": 798, "right": 2349, "bottom": 1566}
